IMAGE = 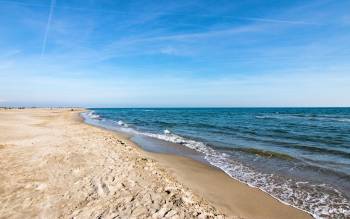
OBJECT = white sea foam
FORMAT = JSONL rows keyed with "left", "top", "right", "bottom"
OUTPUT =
{"left": 333, "top": 118, "right": 350, "bottom": 123}
{"left": 117, "top": 120, "right": 124, "bottom": 126}
{"left": 255, "top": 115, "right": 271, "bottom": 119}
{"left": 87, "top": 111, "right": 100, "bottom": 119}
{"left": 117, "top": 120, "right": 129, "bottom": 127}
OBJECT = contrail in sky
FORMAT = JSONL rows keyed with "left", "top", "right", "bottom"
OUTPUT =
{"left": 41, "top": 0, "right": 56, "bottom": 58}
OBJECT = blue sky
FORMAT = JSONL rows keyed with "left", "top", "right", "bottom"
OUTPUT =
{"left": 0, "top": 0, "right": 349, "bottom": 107}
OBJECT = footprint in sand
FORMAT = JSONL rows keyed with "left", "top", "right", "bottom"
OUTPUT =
{"left": 92, "top": 178, "right": 110, "bottom": 197}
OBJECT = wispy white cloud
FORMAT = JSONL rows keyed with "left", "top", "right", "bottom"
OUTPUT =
{"left": 0, "top": 49, "right": 21, "bottom": 58}
{"left": 147, "top": 25, "right": 260, "bottom": 41}
{"left": 235, "top": 16, "right": 319, "bottom": 25}
{"left": 41, "top": 0, "right": 56, "bottom": 58}
{"left": 92, "top": 24, "right": 262, "bottom": 61}
{"left": 0, "top": 50, "right": 20, "bottom": 70}
{"left": 0, "top": 0, "right": 320, "bottom": 27}
{"left": 159, "top": 46, "right": 185, "bottom": 56}
{"left": 0, "top": 0, "right": 126, "bottom": 14}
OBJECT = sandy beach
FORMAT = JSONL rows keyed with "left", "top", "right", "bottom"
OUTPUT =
{"left": 0, "top": 108, "right": 312, "bottom": 219}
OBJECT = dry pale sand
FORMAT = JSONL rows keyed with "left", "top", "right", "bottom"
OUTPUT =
{"left": 0, "top": 108, "right": 312, "bottom": 219}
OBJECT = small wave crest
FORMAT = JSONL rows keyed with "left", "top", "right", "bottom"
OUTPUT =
{"left": 117, "top": 120, "right": 129, "bottom": 128}
{"left": 141, "top": 132, "right": 209, "bottom": 153}
{"left": 87, "top": 111, "right": 100, "bottom": 119}
{"left": 234, "top": 147, "right": 295, "bottom": 160}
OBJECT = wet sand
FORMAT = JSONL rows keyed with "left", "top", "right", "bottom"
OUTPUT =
{"left": 0, "top": 108, "right": 312, "bottom": 218}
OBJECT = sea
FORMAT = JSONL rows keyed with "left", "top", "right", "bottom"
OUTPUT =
{"left": 81, "top": 108, "right": 350, "bottom": 218}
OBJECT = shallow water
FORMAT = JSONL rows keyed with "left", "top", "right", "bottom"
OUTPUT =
{"left": 82, "top": 108, "right": 350, "bottom": 218}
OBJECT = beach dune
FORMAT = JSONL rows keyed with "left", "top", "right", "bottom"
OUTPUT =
{"left": 0, "top": 109, "right": 311, "bottom": 218}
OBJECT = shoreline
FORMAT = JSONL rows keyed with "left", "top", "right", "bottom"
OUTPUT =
{"left": 82, "top": 111, "right": 313, "bottom": 219}
{"left": 0, "top": 108, "right": 311, "bottom": 218}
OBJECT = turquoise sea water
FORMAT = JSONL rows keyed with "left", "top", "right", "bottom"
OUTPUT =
{"left": 82, "top": 108, "right": 350, "bottom": 218}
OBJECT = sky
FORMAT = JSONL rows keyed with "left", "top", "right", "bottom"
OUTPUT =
{"left": 0, "top": 0, "right": 349, "bottom": 107}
